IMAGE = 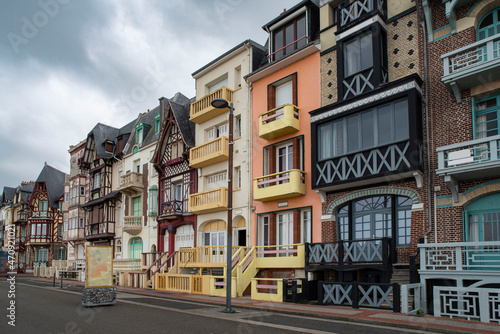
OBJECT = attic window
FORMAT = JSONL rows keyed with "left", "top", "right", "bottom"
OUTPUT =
{"left": 135, "top": 122, "right": 144, "bottom": 145}
{"left": 105, "top": 142, "right": 114, "bottom": 153}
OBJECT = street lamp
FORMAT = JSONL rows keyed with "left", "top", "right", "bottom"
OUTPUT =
{"left": 210, "top": 98, "right": 235, "bottom": 314}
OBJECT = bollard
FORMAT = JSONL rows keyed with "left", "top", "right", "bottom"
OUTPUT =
{"left": 60, "top": 273, "right": 63, "bottom": 289}
{"left": 53, "top": 273, "right": 56, "bottom": 287}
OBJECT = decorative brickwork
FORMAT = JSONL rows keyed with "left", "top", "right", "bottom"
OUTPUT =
{"left": 387, "top": 11, "right": 421, "bottom": 82}
{"left": 321, "top": 51, "right": 338, "bottom": 106}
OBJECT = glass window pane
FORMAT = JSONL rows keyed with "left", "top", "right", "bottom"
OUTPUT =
{"left": 347, "top": 115, "right": 359, "bottom": 152}
{"left": 334, "top": 120, "right": 344, "bottom": 156}
{"left": 296, "top": 16, "right": 307, "bottom": 48}
{"left": 394, "top": 100, "right": 409, "bottom": 141}
{"left": 273, "top": 30, "right": 284, "bottom": 59}
{"left": 361, "top": 111, "right": 374, "bottom": 149}
{"left": 318, "top": 123, "right": 332, "bottom": 160}
{"left": 360, "top": 34, "right": 373, "bottom": 70}
{"left": 285, "top": 23, "right": 295, "bottom": 55}
{"left": 275, "top": 81, "right": 293, "bottom": 107}
{"left": 378, "top": 105, "right": 392, "bottom": 144}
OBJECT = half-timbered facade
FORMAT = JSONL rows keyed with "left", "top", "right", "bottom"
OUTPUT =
{"left": 26, "top": 164, "right": 66, "bottom": 269}
{"left": 153, "top": 94, "right": 197, "bottom": 254}
{"left": 80, "top": 122, "right": 133, "bottom": 246}
{"left": 308, "top": 0, "right": 426, "bottom": 301}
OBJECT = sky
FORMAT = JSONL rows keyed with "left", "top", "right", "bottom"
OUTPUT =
{"left": 0, "top": 0, "right": 297, "bottom": 191}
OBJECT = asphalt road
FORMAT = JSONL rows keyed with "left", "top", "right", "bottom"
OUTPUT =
{"left": 0, "top": 277, "right": 433, "bottom": 334}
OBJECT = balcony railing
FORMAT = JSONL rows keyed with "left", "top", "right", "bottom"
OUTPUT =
{"left": 188, "top": 187, "right": 228, "bottom": 214}
{"left": 189, "top": 136, "right": 229, "bottom": 168}
{"left": 306, "top": 238, "right": 392, "bottom": 271}
{"left": 32, "top": 211, "right": 52, "bottom": 219}
{"left": 254, "top": 170, "right": 306, "bottom": 202}
{"left": 190, "top": 86, "right": 233, "bottom": 124}
{"left": 118, "top": 172, "right": 144, "bottom": 196}
{"left": 339, "top": 0, "right": 386, "bottom": 29}
{"left": 123, "top": 216, "right": 142, "bottom": 235}
{"left": 418, "top": 241, "right": 500, "bottom": 272}
{"left": 16, "top": 211, "right": 29, "bottom": 222}
{"left": 442, "top": 34, "right": 500, "bottom": 102}
{"left": 63, "top": 228, "right": 85, "bottom": 241}
{"left": 160, "top": 200, "right": 184, "bottom": 216}
{"left": 85, "top": 222, "right": 115, "bottom": 239}
{"left": 258, "top": 104, "right": 300, "bottom": 140}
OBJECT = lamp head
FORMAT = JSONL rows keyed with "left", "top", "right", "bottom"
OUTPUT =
{"left": 211, "top": 98, "right": 229, "bottom": 109}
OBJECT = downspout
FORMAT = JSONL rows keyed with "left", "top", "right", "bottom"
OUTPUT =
{"left": 418, "top": 2, "right": 433, "bottom": 242}
{"left": 245, "top": 41, "right": 252, "bottom": 247}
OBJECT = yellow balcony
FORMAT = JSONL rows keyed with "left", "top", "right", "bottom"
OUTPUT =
{"left": 188, "top": 187, "right": 228, "bottom": 214}
{"left": 190, "top": 87, "right": 234, "bottom": 124}
{"left": 189, "top": 136, "right": 229, "bottom": 168}
{"left": 123, "top": 216, "right": 143, "bottom": 235}
{"left": 118, "top": 172, "right": 144, "bottom": 196}
{"left": 254, "top": 170, "right": 306, "bottom": 202}
{"left": 258, "top": 104, "right": 300, "bottom": 140}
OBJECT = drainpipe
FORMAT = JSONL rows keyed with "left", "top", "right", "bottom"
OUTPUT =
{"left": 418, "top": 2, "right": 433, "bottom": 242}
{"left": 245, "top": 42, "right": 252, "bottom": 246}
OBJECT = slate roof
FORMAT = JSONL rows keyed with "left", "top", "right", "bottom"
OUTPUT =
{"left": 36, "top": 163, "right": 67, "bottom": 209}
{"left": 16, "top": 183, "right": 34, "bottom": 204}
{"left": 89, "top": 123, "right": 120, "bottom": 160}
{"left": 1, "top": 186, "right": 16, "bottom": 206}
{"left": 169, "top": 94, "right": 195, "bottom": 148}
{"left": 261, "top": 0, "right": 319, "bottom": 31}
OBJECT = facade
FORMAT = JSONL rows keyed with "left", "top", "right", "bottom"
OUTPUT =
{"left": 309, "top": 0, "right": 426, "bottom": 291}
{"left": 247, "top": 0, "right": 322, "bottom": 280}
{"left": 117, "top": 105, "right": 164, "bottom": 260}
{"left": 417, "top": 0, "right": 500, "bottom": 318}
{"left": 63, "top": 140, "right": 87, "bottom": 269}
{"left": 152, "top": 94, "right": 197, "bottom": 254}
{"left": 25, "top": 164, "right": 67, "bottom": 270}
{"left": 80, "top": 121, "right": 134, "bottom": 247}
{"left": 10, "top": 183, "right": 34, "bottom": 272}
{"left": 189, "top": 40, "right": 266, "bottom": 251}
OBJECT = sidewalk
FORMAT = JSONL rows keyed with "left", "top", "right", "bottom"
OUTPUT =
{"left": 28, "top": 276, "right": 500, "bottom": 334}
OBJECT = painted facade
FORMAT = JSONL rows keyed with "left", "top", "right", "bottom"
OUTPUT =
{"left": 247, "top": 0, "right": 322, "bottom": 281}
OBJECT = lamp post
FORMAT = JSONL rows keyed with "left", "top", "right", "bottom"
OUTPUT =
{"left": 210, "top": 98, "right": 235, "bottom": 313}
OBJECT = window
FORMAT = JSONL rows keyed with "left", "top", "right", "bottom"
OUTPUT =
{"left": 234, "top": 167, "right": 242, "bottom": 190}
{"left": 133, "top": 146, "right": 138, "bottom": 154}
{"left": 57, "top": 247, "right": 67, "bottom": 260}
{"left": 317, "top": 98, "right": 409, "bottom": 160}
{"left": 301, "top": 209, "right": 312, "bottom": 243}
{"left": 277, "top": 212, "right": 294, "bottom": 248}
{"left": 132, "top": 197, "right": 141, "bottom": 216}
{"left": 336, "top": 196, "right": 413, "bottom": 246}
{"left": 331, "top": 4, "right": 339, "bottom": 26}
{"left": 134, "top": 160, "right": 141, "bottom": 174}
{"left": 155, "top": 113, "right": 160, "bottom": 133}
{"left": 80, "top": 186, "right": 85, "bottom": 196}
{"left": 39, "top": 200, "right": 48, "bottom": 217}
{"left": 64, "top": 221, "right": 68, "bottom": 232}
{"left": 105, "top": 142, "right": 114, "bottom": 153}
{"left": 65, "top": 193, "right": 69, "bottom": 202}
{"left": 207, "top": 123, "right": 228, "bottom": 141}
{"left": 207, "top": 172, "right": 227, "bottom": 190}
{"left": 268, "top": 74, "right": 297, "bottom": 110}
{"left": 129, "top": 237, "right": 143, "bottom": 259}
{"left": 79, "top": 218, "right": 84, "bottom": 228}
{"left": 135, "top": 123, "right": 144, "bottom": 145}
{"left": 208, "top": 77, "right": 228, "bottom": 94}
{"left": 171, "top": 182, "right": 183, "bottom": 201}
{"left": 93, "top": 174, "right": 100, "bottom": 189}
{"left": 149, "top": 186, "right": 158, "bottom": 216}
{"left": 259, "top": 215, "right": 270, "bottom": 247}
{"left": 477, "top": 8, "right": 500, "bottom": 40}
{"left": 465, "top": 193, "right": 500, "bottom": 242}
{"left": 271, "top": 14, "right": 307, "bottom": 61}
{"left": 171, "top": 140, "right": 183, "bottom": 159}
{"left": 234, "top": 115, "right": 242, "bottom": 138}
{"left": 474, "top": 95, "right": 500, "bottom": 139}
{"left": 344, "top": 32, "right": 373, "bottom": 77}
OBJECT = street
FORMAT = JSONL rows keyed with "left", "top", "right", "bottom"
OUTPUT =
{"left": 1, "top": 277, "right": 433, "bottom": 334}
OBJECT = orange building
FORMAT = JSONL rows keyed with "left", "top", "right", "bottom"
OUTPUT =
{"left": 247, "top": 0, "right": 322, "bottom": 260}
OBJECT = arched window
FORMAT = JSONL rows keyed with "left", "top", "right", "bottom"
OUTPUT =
{"left": 465, "top": 193, "right": 500, "bottom": 242}
{"left": 336, "top": 195, "right": 413, "bottom": 246}
{"left": 477, "top": 8, "right": 500, "bottom": 40}
{"left": 129, "top": 237, "right": 143, "bottom": 259}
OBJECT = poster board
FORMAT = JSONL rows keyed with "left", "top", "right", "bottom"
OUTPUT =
{"left": 85, "top": 246, "right": 113, "bottom": 288}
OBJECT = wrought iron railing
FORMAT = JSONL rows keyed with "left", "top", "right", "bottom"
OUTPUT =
{"left": 437, "top": 134, "right": 500, "bottom": 170}
{"left": 160, "top": 200, "right": 184, "bottom": 216}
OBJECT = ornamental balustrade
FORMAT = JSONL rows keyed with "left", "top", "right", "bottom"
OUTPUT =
{"left": 306, "top": 238, "right": 391, "bottom": 269}
{"left": 442, "top": 34, "right": 500, "bottom": 76}
{"left": 434, "top": 286, "right": 500, "bottom": 323}
{"left": 418, "top": 241, "right": 500, "bottom": 271}
{"left": 319, "top": 281, "right": 400, "bottom": 312}
{"left": 339, "top": 0, "right": 386, "bottom": 28}
{"left": 437, "top": 134, "right": 500, "bottom": 170}
{"left": 85, "top": 222, "right": 115, "bottom": 237}
{"left": 32, "top": 211, "right": 52, "bottom": 219}
{"left": 160, "top": 200, "right": 184, "bottom": 216}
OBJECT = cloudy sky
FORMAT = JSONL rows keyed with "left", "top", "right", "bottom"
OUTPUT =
{"left": 0, "top": 0, "right": 296, "bottom": 190}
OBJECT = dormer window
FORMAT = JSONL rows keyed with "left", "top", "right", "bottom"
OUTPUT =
{"left": 105, "top": 140, "right": 114, "bottom": 153}
{"left": 154, "top": 113, "right": 160, "bottom": 133}
{"left": 271, "top": 14, "right": 307, "bottom": 61}
{"left": 135, "top": 122, "right": 144, "bottom": 145}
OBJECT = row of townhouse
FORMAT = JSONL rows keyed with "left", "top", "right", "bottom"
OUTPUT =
{"left": 2, "top": 0, "right": 500, "bottom": 322}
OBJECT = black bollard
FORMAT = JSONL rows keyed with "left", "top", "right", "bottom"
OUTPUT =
{"left": 60, "top": 272, "right": 63, "bottom": 288}
{"left": 53, "top": 272, "right": 56, "bottom": 287}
